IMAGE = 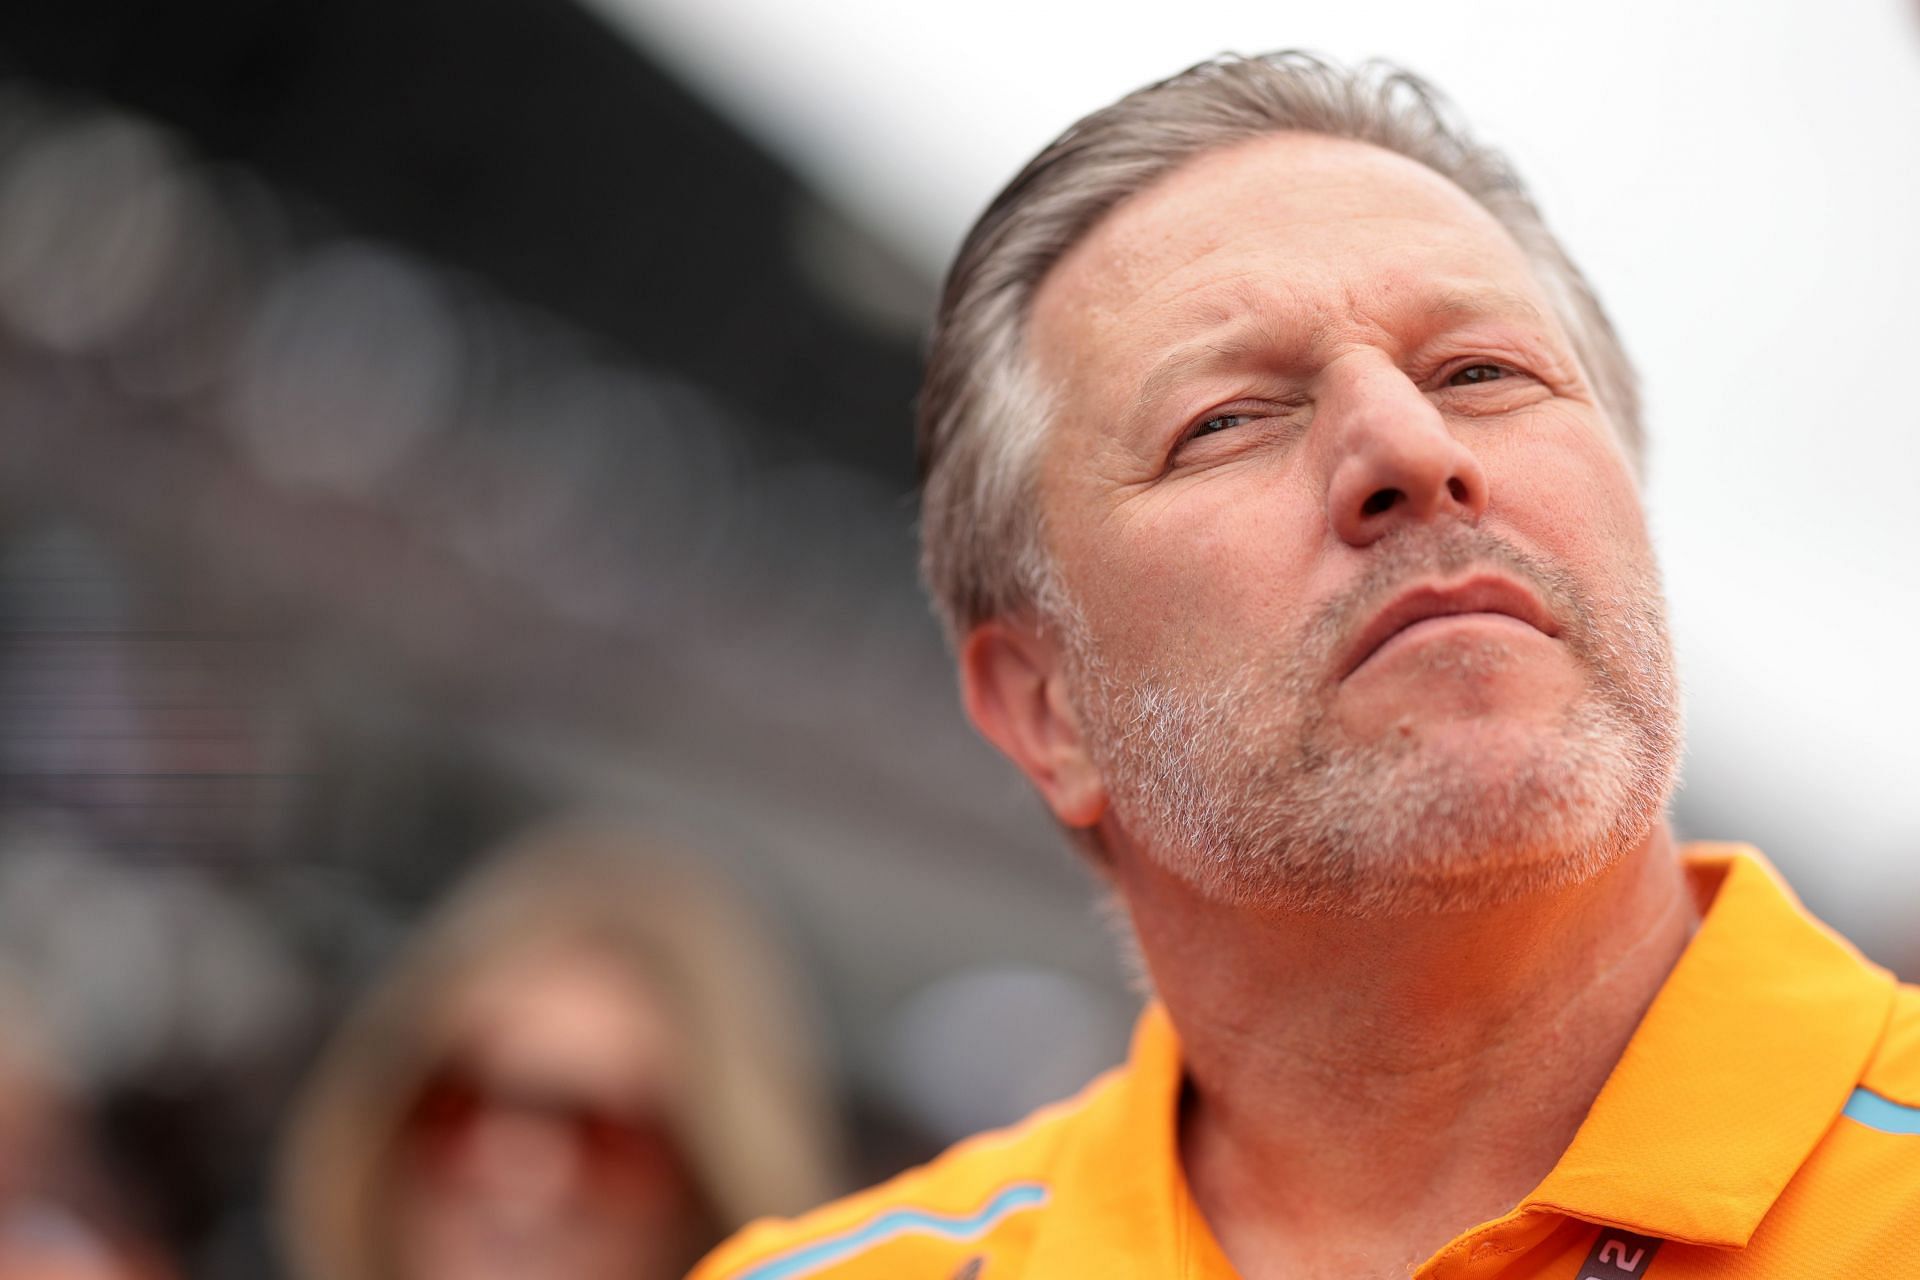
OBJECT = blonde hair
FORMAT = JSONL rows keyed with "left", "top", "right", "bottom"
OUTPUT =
{"left": 918, "top": 51, "right": 1643, "bottom": 642}
{"left": 277, "top": 823, "right": 841, "bottom": 1280}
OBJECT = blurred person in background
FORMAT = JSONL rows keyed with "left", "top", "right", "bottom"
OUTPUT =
{"left": 277, "top": 823, "right": 840, "bottom": 1280}
{"left": 695, "top": 52, "right": 1920, "bottom": 1280}
{"left": 0, "top": 976, "right": 176, "bottom": 1280}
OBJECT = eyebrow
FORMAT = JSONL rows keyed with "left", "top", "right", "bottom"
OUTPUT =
{"left": 1129, "top": 284, "right": 1554, "bottom": 420}
{"left": 1425, "top": 286, "right": 1551, "bottom": 328}
{"left": 1131, "top": 337, "right": 1270, "bottom": 419}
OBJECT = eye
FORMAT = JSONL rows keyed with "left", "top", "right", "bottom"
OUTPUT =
{"left": 1447, "top": 363, "right": 1511, "bottom": 386}
{"left": 1192, "top": 412, "right": 1256, "bottom": 437}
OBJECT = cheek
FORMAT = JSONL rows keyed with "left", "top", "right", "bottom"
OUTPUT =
{"left": 1066, "top": 466, "right": 1325, "bottom": 653}
{"left": 1484, "top": 411, "right": 1654, "bottom": 582}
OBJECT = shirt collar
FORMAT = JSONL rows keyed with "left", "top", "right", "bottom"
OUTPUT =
{"left": 1023, "top": 998, "right": 1228, "bottom": 1275}
{"left": 1523, "top": 844, "right": 1896, "bottom": 1246}
{"left": 1033, "top": 845, "right": 1895, "bottom": 1273}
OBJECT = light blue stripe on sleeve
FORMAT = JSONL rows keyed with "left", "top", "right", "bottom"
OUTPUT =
{"left": 1842, "top": 1087, "right": 1920, "bottom": 1135}
{"left": 733, "top": 1182, "right": 1049, "bottom": 1280}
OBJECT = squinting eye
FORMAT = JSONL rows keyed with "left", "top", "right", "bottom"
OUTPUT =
{"left": 1193, "top": 413, "right": 1256, "bottom": 437}
{"left": 1447, "top": 364, "right": 1509, "bottom": 386}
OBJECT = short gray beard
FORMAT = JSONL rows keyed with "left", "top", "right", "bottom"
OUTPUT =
{"left": 1049, "top": 523, "right": 1683, "bottom": 917}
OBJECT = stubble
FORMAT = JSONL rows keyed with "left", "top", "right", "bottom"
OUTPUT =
{"left": 1052, "top": 522, "right": 1683, "bottom": 916}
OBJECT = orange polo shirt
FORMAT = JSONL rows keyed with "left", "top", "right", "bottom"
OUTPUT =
{"left": 691, "top": 846, "right": 1920, "bottom": 1278}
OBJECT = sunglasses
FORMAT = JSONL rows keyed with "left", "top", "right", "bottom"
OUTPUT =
{"left": 399, "top": 1064, "right": 683, "bottom": 1196}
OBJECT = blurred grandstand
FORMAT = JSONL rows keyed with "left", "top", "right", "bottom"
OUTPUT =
{"left": 0, "top": 2, "right": 1134, "bottom": 1275}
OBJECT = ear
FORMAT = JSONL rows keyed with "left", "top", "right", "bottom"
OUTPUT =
{"left": 960, "top": 617, "right": 1107, "bottom": 828}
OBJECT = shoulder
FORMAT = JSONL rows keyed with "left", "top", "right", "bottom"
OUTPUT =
{"left": 1857, "top": 979, "right": 1920, "bottom": 1122}
{"left": 1757, "top": 977, "right": 1920, "bottom": 1272}
{"left": 688, "top": 1065, "right": 1126, "bottom": 1280}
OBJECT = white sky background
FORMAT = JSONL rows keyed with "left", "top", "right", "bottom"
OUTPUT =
{"left": 585, "top": 0, "right": 1920, "bottom": 944}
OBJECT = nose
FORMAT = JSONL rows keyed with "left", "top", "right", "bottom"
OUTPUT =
{"left": 1322, "top": 359, "right": 1488, "bottom": 547}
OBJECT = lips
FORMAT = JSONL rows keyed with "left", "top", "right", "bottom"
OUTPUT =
{"left": 1339, "top": 574, "right": 1561, "bottom": 679}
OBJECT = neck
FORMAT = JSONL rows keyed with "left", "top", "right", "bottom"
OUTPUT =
{"left": 1116, "top": 826, "right": 1696, "bottom": 1280}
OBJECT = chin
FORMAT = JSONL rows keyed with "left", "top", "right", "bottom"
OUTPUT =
{"left": 1379, "top": 710, "right": 1576, "bottom": 773}
{"left": 1129, "top": 695, "right": 1677, "bottom": 918}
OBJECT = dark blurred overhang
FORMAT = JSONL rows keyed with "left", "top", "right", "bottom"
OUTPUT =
{"left": 0, "top": 0, "right": 929, "bottom": 481}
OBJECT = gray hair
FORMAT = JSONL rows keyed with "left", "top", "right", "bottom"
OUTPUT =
{"left": 917, "top": 51, "right": 1643, "bottom": 642}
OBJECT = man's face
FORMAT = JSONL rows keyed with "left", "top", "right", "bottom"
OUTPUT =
{"left": 1021, "top": 132, "right": 1680, "bottom": 914}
